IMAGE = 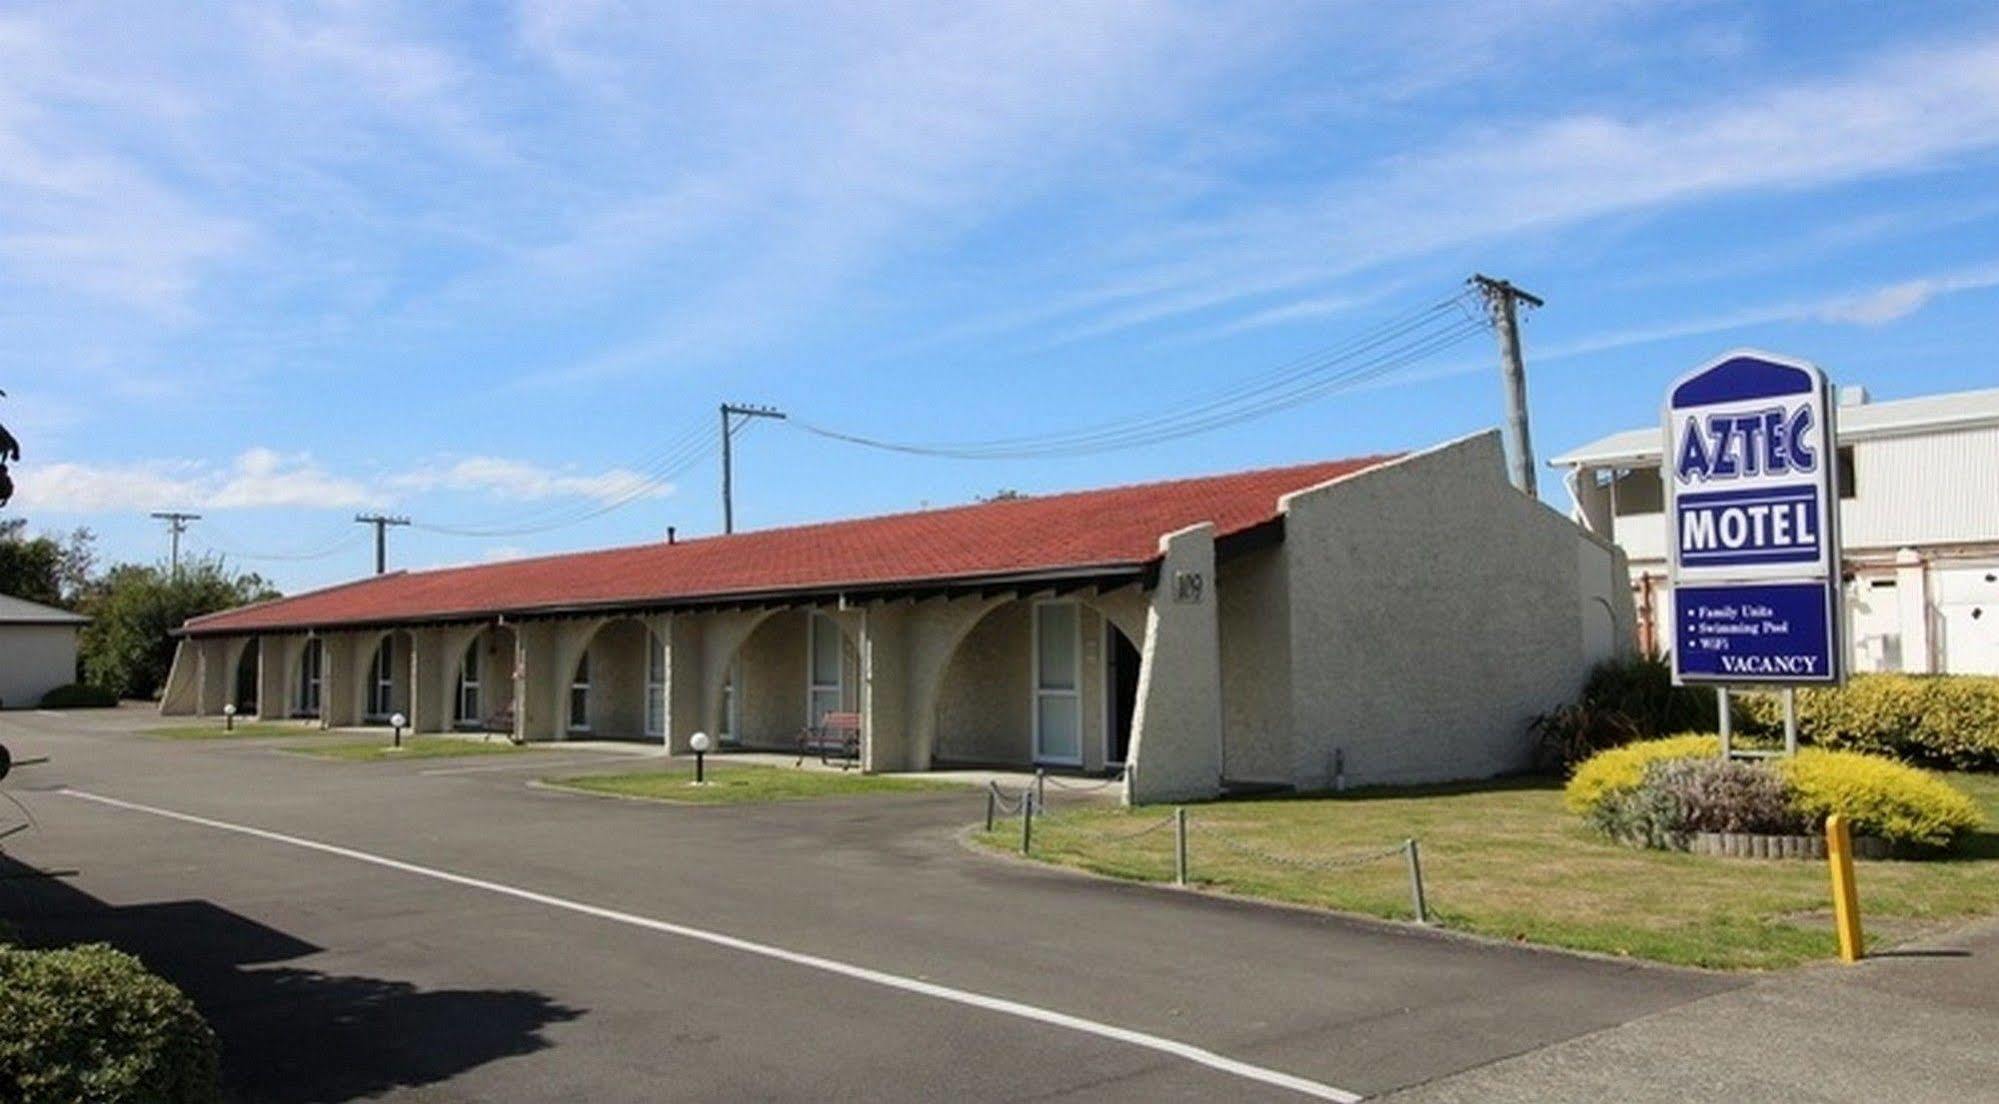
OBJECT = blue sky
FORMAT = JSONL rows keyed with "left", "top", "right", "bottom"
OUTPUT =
{"left": 7, "top": 1, "right": 1999, "bottom": 592}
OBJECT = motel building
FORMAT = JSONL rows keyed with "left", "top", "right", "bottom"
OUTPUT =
{"left": 1553, "top": 385, "right": 1999, "bottom": 676}
{"left": 162, "top": 430, "right": 1632, "bottom": 804}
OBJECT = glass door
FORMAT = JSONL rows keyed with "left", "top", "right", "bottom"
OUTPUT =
{"left": 1033, "top": 602, "right": 1082, "bottom": 765}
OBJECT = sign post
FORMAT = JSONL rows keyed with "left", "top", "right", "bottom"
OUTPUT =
{"left": 1664, "top": 350, "right": 1844, "bottom": 752}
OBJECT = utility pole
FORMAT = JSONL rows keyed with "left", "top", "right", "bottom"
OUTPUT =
{"left": 354, "top": 514, "right": 411, "bottom": 574}
{"left": 1471, "top": 274, "right": 1544, "bottom": 497}
{"left": 150, "top": 511, "right": 201, "bottom": 577}
{"left": 719, "top": 403, "right": 786, "bottom": 534}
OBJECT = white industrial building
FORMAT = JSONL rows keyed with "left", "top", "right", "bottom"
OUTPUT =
{"left": 0, "top": 594, "right": 88, "bottom": 708}
{"left": 164, "top": 430, "right": 1633, "bottom": 803}
{"left": 1553, "top": 386, "right": 1999, "bottom": 675}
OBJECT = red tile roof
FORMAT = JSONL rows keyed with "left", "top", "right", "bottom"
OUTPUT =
{"left": 183, "top": 455, "right": 1396, "bottom": 635}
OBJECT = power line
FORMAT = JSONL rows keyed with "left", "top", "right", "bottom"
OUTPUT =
{"left": 720, "top": 403, "right": 786, "bottom": 533}
{"left": 789, "top": 288, "right": 1487, "bottom": 459}
{"left": 413, "top": 419, "right": 724, "bottom": 538}
{"left": 191, "top": 518, "right": 366, "bottom": 563}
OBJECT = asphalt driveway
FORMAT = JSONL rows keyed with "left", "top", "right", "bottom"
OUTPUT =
{"left": 0, "top": 708, "right": 1732, "bottom": 1102}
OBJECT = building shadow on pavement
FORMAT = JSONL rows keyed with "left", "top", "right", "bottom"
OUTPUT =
{"left": 0, "top": 856, "right": 582, "bottom": 1103}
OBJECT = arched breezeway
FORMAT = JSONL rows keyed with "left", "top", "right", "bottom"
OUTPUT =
{"left": 705, "top": 608, "right": 861, "bottom": 751}
{"left": 930, "top": 595, "right": 1142, "bottom": 774}
{"left": 359, "top": 630, "right": 415, "bottom": 723}
{"left": 559, "top": 617, "right": 665, "bottom": 743}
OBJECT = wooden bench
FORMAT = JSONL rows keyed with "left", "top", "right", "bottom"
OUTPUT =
{"left": 798, "top": 711, "right": 862, "bottom": 770}
{"left": 481, "top": 707, "right": 520, "bottom": 744}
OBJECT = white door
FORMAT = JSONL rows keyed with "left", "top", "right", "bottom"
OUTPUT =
{"left": 1033, "top": 602, "right": 1082, "bottom": 765}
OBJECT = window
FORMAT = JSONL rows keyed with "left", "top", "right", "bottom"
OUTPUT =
{"left": 569, "top": 651, "right": 592, "bottom": 731}
{"left": 456, "top": 639, "right": 481, "bottom": 725}
{"left": 808, "top": 613, "right": 844, "bottom": 726}
{"left": 645, "top": 632, "right": 666, "bottom": 737}
{"left": 1610, "top": 467, "right": 1664, "bottom": 517}
{"left": 366, "top": 637, "right": 395, "bottom": 719}
{"left": 1836, "top": 445, "right": 1856, "bottom": 499}
{"left": 295, "top": 638, "right": 322, "bottom": 718}
{"left": 1033, "top": 602, "right": 1082, "bottom": 765}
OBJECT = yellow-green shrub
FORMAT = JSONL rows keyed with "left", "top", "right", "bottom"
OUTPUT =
{"left": 1778, "top": 749, "right": 1985, "bottom": 849}
{"left": 1563, "top": 734, "right": 1719, "bottom": 815}
{"left": 1741, "top": 675, "right": 1999, "bottom": 771}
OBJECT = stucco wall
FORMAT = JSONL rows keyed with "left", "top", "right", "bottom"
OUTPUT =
{"left": 1218, "top": 544, "right": 1293, "bottom": 784}
{"left": 935, "top": 600, "right": 1032, "bottom": 764}
{"left": 0, "top": 624, "right": 80, "bottom": 709}
{"left": 734, "top": 609, "right": 808, "bottom": 748}
{"left": 579, "top": 619, "right": 651, "bottom": 739}
{"left": 1282, "top": 430, "right": 1630, "bottom": 789}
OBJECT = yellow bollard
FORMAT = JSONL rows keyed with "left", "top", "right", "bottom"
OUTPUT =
{"left": 1826, "top": 813, "right": 1864, "bottom": 963}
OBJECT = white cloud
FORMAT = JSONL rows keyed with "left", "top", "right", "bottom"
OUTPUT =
{"left": 12, "top": 448, "right": 376, "bottom": 512}
{"left": 1053, "top": 33, "right": 1999, "bottom": 342}
{"left": 1542, "top": 260, "right": 1999, "bottom": 361}
{"left": 388, "top": 456, "right": 674, "bottom": 503}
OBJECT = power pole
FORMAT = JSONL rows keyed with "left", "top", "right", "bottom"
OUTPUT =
{"left": 719, "top": 403, "right": 786, "bottom": 534}
{"left": 1471, "top": 274, "right": 1544, "bottom": 497}
{"left": 150, "top": 511, "right": 201, "bottom": 577}
{"left": 354, "top": 514, "right": 411, "bottom": 574}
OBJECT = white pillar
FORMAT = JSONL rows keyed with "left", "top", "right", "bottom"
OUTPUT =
{"left": 1895, "top": 547, "right": 1932, "bottom": 674}
{"left": 1124, "top": 523, "right": 1225, "bottom": 805}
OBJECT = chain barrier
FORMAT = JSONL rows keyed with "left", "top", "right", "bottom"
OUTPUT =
{"left": 1195, "top": 826, "right": 1410, "bottom": 872}
{"left": 1041, "top": 770, "right": 1125, "bottom": 793}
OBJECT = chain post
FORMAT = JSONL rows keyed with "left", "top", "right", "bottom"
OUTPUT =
{"left": 1174, "top": 807, "right": 1188, "bottom": 886}
{"left": 1405, "top": 838, "right": 1429, "bottom": 924}
{"left": 1020, "top": 793, "right": 1034, "bottom": 854}
{"left": 985, "top": 787, "right": 997, "bottom": 832}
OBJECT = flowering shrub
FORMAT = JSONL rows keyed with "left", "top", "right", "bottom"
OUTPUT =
{"left": 1566, "top": 736, "right": 1984, "bottom": 852}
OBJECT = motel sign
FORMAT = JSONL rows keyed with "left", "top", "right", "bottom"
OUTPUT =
{"left": 1664, "top": 350, "right": 1843, "bottom": 685}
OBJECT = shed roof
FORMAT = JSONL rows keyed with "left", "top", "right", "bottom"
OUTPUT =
{"left": 1550, "top": 386, "right": 1999, "bottom": 469}
{"left": 182, "top": 454, "right": 1397, "bottom": 637}
{"left": 0, "top": 593, "right": 89, "bottom": 626}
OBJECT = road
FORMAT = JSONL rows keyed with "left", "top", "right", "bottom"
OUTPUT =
{"left": 1, "top": 707, "right": 1731, "bottom": 1102}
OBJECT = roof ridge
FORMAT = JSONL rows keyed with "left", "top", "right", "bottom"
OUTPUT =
{"left": 183, "top": 570, "right": 409, "bottom": 627}
{"left": 362, "top": 454, "right": 1402, "bottom": 584}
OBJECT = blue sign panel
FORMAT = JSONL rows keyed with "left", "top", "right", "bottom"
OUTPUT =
{"left": 1676, "top": 484, "right": 1821, "bottom": 568}
{"left": 1664, "top": 349, "right": 1842, "bottom": 686}
{"left": 1675, "top": 581, "right": 1836, "bottom": 683}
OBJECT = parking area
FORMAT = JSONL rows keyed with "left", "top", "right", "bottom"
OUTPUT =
{"left": 0, "top": 708, "right": 1732, "bottom": 1102}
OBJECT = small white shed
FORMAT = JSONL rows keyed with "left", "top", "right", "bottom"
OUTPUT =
{"left": 0, "top": 594, "right": 88, "bottom": 709}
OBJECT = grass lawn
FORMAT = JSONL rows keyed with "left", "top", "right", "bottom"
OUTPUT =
{"left": 290, "top": 736, "right": 534, "bottom": 762}
{"left": 546, "top": 763, "right": 961, "bottom": 804}
{"left": 148, "top": 721, "right": 330, "bottom": 741}
{"left": 973, "top": 773, "right": 1999, "bottom": 970}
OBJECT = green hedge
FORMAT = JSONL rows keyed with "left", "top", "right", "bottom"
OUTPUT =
{"left": 1741, "top": 675, "right": 1999, "bottom": 771}
{"left": 35, "top": 684, "right": 120, "bottom": 709}
{"left": 0, "top": 943, "right": 218, "bottom": 1104}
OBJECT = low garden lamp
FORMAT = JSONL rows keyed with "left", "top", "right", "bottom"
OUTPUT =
{"left": 222, "top": 703, "right": 237, "bottom": 733}
{"left": 689, "top": 731, "right": 711, "bottom": 784}
{"left": 390, "top": 712, "right": 407, "bottom": 750}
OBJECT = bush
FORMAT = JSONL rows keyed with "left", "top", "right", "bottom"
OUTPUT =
{"left": 1534, "top": 654, "right": 1724, "bottom": 772}
{"left": 1778, "top": 749, "right": 1985, "bottom": 850}
{"left": 0, "top": 943, "right": 218, "bottom": 1104}
{"left": 35, "top": 684, "right": 119, "bottom": 709}
{"left": 1649, "top": 757, "right": 1803, "bottom": 835}
{"left": 1740, "top": 675, "right": 1999, "bottom": 772}
{"left": 1563, "top": 734, "right": 1719, "bottom": 815}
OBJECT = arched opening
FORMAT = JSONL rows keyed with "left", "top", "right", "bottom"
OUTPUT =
{"left": 716, "top": 609, "right": 858, "bottom": 750}
{"left": 293, "top": 637, "right": 323, "bottom": 719}
{"left": 454, "top": 625, "right": 517, "bottom": 730}
{"left": 933, "top": 597, "right": 1139, "bottom": 772}
{"left": 566, "top": 617, "right": 654, "bottom": 742}
{"left": 363, "top": 631, "right": 414, "bottom": 722}
{"left": 233, "top": 639, "right": 260, "bottom": 716}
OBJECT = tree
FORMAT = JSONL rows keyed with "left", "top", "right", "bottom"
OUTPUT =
{"left": 0, "top": 519, "right": 92, "bottom": 607}
{"left": 77, "top": 557, "right": 280, "bottom": 699}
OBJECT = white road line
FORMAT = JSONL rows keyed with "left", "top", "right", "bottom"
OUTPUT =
{"left": 418, "top": 756, "right": 650, "bottom": 776}
{"left": 62, "top": 787, "right": 1359, "bottom": 1102}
